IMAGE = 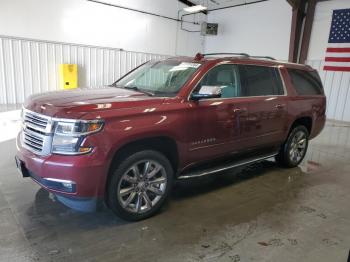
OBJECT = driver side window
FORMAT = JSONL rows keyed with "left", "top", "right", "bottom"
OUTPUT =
{"left": 194, "top": 64, "right": 241, "bottom": 98}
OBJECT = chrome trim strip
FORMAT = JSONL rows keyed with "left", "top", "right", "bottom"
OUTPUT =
{"left": 51, "top": 148, "right": 93, "bottom": 155}
{"left": 44, "top": 178, "right": 76, "bottom": 185}
{"left": 177, "top": 153, "right": 277, "bottom": 179}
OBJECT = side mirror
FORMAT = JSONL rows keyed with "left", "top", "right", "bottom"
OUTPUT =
{"left": 191, "top": 93, "right": 221, "bottom": 101}
{"left": 191, "top": 85, "right": 222, "bottom": 101}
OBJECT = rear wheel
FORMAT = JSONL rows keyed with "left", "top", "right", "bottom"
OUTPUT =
{"left": 276, "top": 125, "right": 309, "bottom": 168}
{"left": 108, "top": 150, "right": 173, "bottom": 221}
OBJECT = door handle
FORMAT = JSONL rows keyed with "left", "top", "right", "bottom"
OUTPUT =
{"left": 275, "top": 104, "right": 285, "bottom": 109}
{"left": 233, "top": 108, "right": 247, "bottom": 113}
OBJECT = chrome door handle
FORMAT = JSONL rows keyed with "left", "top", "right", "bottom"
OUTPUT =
{"left": 275, "top": 104, "right": 285, "bottom": 109}
{"left": 233, "top": 108, "right": 247, "bottom": 113}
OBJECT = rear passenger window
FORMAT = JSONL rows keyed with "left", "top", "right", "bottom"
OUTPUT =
{"left": 239, "top": 65, "right": 284, "bottom": 96}
{"left": 287, "top": 69, "right": 323, "bottom": 95}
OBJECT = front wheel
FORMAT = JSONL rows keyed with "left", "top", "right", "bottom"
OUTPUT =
{"left": 108, "top": 150, "right": 173, "bottom": 221}
{"left": 275, "top": 125, "right": 309, "bottom": 168}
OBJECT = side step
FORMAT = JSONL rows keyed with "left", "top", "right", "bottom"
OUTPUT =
{"left": 177, "top": 152, "right": 278, "bottom": 180}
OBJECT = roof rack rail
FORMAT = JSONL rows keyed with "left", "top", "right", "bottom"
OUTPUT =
{"left": 194, "top": 52, "right": 249, "bottom": 60}
{"left": 203, "top": 52, "right": 250, "bottom": 57}
{"left": 249, "top": 56, "right": 276, "bottom": 60}
{"left": 194, "top": 53, "right": 275, "bottom": 61}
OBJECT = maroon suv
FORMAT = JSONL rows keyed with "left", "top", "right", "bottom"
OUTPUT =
{"left": 15, "top": 53, "right": 326, "bottom": 221}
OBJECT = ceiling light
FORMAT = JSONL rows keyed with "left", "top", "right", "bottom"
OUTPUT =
{"left": 183, "top": 5, "right": 207, "bottom": 13}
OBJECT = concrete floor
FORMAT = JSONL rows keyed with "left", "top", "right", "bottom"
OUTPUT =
{"left": 1, "top": 122, "right": 350, "bottom": 262}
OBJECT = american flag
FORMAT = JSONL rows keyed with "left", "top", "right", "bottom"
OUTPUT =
{"left": 324, "top": 8, "right": 350, "bottom": 72}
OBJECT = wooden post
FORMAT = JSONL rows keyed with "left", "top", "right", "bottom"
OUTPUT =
{"left": 299, "top": 0, "right": 317, "bottom": 64}
{"left": 288, "top": 0, "right": 307, "bottom": 63}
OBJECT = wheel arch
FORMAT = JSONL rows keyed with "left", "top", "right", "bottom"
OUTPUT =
{"left": 290, "top": 116, "right": 312, "bottom": 135}
{"left": 104, "top": 136, "right": 179, "bottom": 202}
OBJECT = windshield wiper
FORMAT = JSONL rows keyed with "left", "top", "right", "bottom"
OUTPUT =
{"left": 116, "top": 85, "right": 155, "bottom": 96}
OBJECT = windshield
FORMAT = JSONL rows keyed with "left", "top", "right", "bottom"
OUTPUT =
{"left": 114, "top": 60, "right": 201, "bottom": 96}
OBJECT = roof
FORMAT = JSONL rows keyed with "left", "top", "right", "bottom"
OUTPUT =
{"left": 165, "top": 53, "right": 314, "bottom": 71}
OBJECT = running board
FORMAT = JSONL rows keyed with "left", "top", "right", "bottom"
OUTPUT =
{"left": 177, "top": 153, "right": 278, "bottom": 180}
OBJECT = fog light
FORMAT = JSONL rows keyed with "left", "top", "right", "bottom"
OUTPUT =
{"left": 62, "top": 182, "right": 73, "bottom": 189}
{"left": 45, "top": 178, "right": 76, "bottom": 193}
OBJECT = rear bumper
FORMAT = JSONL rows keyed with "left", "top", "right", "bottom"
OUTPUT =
{"left": 15, "top": 133, "right": 108, "bottom": 210}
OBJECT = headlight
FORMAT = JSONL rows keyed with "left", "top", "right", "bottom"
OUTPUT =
{"left": 52, "top": 120, "right": 104, "bottom": 155}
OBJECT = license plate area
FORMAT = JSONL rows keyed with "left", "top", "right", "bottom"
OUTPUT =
{"left": 15, "top": 156, "right": 30, "bottom": 178}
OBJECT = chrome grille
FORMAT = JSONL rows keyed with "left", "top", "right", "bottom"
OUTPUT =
{"left": 23, "top": 110, "right": 51, "bottom": 133}
{"left": 21, "top": 109, "right": 53, "bottom": 155}
{"left": 23, "top": 131, "right": 44, "bottom": 152}
{"left": 25, "top": 113, "right": 47, "bottom": 129}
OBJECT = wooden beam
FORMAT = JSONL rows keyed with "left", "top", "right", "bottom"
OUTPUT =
{"left": 299, "top": 0, "right": 317, "bottom": 63}
{"left": 288, "top": 0, "right": 307, "bottom": 62}
{"left": 287, "top": 0, "right": 299, "bottom": 9}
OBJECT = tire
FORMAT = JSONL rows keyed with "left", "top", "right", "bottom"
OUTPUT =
{"left": 275, "top": 125, "right": 309, "bottom": 168}
{"left": 108, "top": 150, "right": 173, "bottom": 221}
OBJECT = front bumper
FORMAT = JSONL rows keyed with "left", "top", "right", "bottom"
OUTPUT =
{"left": 15, "top": 133, "right": 108, "bottom": 211}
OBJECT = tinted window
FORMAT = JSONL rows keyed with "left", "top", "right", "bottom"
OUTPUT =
{"left": 287, "top": 69, "right": 323, "bottom": 95}
{"left": 239, "top": 65, "right": 284, "bottom": 96}
{"left": 194, "top": 64, "right": 241, "bottom": 98}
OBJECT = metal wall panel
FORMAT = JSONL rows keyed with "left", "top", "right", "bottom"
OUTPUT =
{"left": 306, "top": 60, "right": 350, "bottom": 122}
{"left": 0, "top": 36, "right": 169, "bottom": 104}
{"left": 3, "top": 37, "right": 348, "bottom": 122}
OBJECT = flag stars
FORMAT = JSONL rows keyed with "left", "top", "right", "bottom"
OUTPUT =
{"left": 329, "top": 9, "right": 350, "bottom": 43}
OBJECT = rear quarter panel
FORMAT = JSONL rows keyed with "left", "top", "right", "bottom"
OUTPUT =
{"left": 281, "top": 66, "right": 326, "bottom": 140}
{"left": 287, "top": 96, "right": 326, "bottom": 138}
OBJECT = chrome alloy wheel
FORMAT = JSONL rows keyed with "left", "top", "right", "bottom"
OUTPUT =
{"left": 117, "top": 160, "right": 167, "bottom": 214}
{"left": 289, "top": 130, "right": 307, "bottom": 163}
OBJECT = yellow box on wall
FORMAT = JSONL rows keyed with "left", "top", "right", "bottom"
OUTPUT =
{"left": 59, "top": 64, "right": 78, "bottom": 89}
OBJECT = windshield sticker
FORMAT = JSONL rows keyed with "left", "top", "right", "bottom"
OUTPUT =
{"left": 179, "top": 62, "right": 201, "bottom": 68}
{"left": 170, "top": 62, "right": 201, "bottom": 72}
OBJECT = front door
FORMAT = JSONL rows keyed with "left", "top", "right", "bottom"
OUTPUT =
{"left": 186, "top": 64, "right": 248, "bottom": 165}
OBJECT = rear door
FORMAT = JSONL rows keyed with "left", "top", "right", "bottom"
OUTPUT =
{"left": 238, "top": 65, "right": 289, "bottom": 149}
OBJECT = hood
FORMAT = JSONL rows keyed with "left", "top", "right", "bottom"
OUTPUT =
{"left": 24, "top": 86, "right": 165, "bottom": 119}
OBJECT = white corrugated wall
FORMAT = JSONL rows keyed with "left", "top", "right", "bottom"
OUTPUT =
{"left": 1, "top": 35, "right": 349, "bottom": 122}
{"left": 0, "top": 35, "right": 169, "bottom": 104}
{"left": 306, "top": 60, "right": 350, "bottom": 122}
